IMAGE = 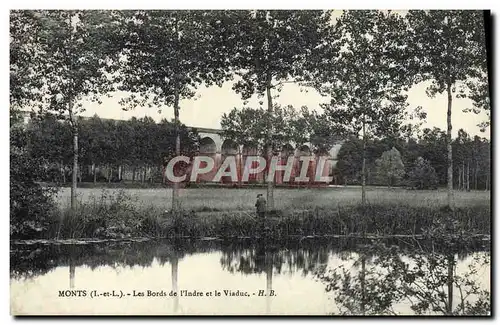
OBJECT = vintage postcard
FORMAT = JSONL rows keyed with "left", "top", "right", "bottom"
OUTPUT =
{"left": 9, "top": 9, "right": 491, "bottom": 316}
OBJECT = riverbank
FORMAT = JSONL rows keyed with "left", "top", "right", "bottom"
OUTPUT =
{"left": 32, "top": 200, "right": 491, "bottom": 240}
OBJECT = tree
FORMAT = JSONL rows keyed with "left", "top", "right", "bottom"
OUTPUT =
{"left": 462, "top": 78, "right": 491, "bottom": 133}
{"left": 298, "top": 107, "right": 342, "bottom": 155}
{"left": 117, "top": 10, "right": 233, "bottom": 210}
{"left": 335, "top": 138, "right": 363, "bottom": 185}
{"left": 10, "top": 10, "right": 119, "bottom": 212}
{"left": 316, "top": 10, "right": 410, "bottom": 206}
{"left": 453, "top": 129, "right": 473, "bottom": 191}
{"left": 375, "top": 147, "right": 405, "bottom": 187}
{"left": 229, "top": 10, "right": 333, "bottom": 209}
{"left": 418, "top": 127, "right": 448, "bottom": 186}
{"left": 461, "top": 12, "right": 491, "bottom": 134}
{"left": 473, "top": 136, "right": 491, "bottom": 191}
{"left": 79, "top": 115, "right": 115, "bottom": 183}
{"left": 407, "top": 157, "right": 438, "bottom": 190}
{"left": 221, "top": 105, "right": 336, "bottom": 185}
{"left": 221, "top": 107, "right": 268, "bottom": 152}
{"left": 10, "top": 11, "right": 46, "bottom": 109}
{"left": 25, "top": 114, "right": 73, "bottom": 182}
{"left": 221, "top": 105, "right": 298, "bottom": 185}
{"left": 406, "top": 10, "right": 487, "bottom": 209}
{"left": 10, "top": 112, "right": 59, "bottom": 239}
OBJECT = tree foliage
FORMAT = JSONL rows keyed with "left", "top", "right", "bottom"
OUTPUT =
{"left": 335, "top": 129, "right": 490, "bottom": 189}
{"left": 10, "top": 112, "right": 59, "bottom": 239}
{"left": 221, "top": 104, "right": 338, "bottom": 154}
{"left": 229, "top": 10, "right": 333, "bottom": 100}
{"left": 407, "top": 157, "right": 438, "bottom": 190}
{"left": 375, "top": 147, "right": 405, "bottom": 187}
{"left": 318, "top": 10, "right": 410, "bottom": 139}
{"left": 117, "top": 10, "right": 234, "bottom": 110}
{"left": 25, "top": 114, "right": 198, "bottom": 183}
{"left": 13, "top": 10, "right": 119, "bottom": 120}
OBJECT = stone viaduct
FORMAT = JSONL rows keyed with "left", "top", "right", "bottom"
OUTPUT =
{"left": 191, "top": 127, "right": 343, "bottom": 184}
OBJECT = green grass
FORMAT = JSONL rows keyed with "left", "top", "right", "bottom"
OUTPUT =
{"left": 42, "top": 186, "right": 491, "bottom": 240}
{"left": 56, "top": 186, "right": 491, "bottom": 212}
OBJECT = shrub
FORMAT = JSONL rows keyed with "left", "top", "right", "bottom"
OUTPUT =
{"left": 407, "top": 157, "right": 438, "bottom": 190}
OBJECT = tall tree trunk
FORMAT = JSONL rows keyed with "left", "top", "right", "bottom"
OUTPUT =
{"left": 361, "top": 116, "right": 367, "bottom": 207}
{"left": 93, "top": 163, "right": 97, "bottom": 184}
{"left": 132, "top": 166, "right": 136, "bottom": 182}
{"left": 446, "top": 84, "right": 454, "bottom": 209}
{"left": 461, "top": 165, "right": 464, "bottom": 190}
{"left": 118, "top": 165, "right": 122, "bottom": 181}
{"left": 238, "top": 148, "right": 242, "bottom": 187}
{"left": 458, "top": 166, "right": 462, "bottom": 190}
{"left": 462, "top": 166, "right": 465, "bottom": 190}
{"left": 474, "top": 160, "right": 478, "bottom": 190}
{"left": 172, "top": 83, "right": 181, "bottom": 211}
{"left": 467, "top": 160, "right": 470, "bottom": 192}
{"left": 67, "top": 13, "right": 77, "bottom": 214}
{"left": 266, "top": 75, "right": 274, "bottom": 210}
{"left": 71, "top": 128, "right": 78, "bottom": 211}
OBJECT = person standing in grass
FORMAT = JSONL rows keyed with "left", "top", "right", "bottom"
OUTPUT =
{"left": 255, "top": 194, "right": 267, "bottom": 220}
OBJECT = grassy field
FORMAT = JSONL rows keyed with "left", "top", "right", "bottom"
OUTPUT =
{"left": 44, "top": 186, "right": 491, "bottom": 239}
{"left": 56, "top": 186, "right": 491, "bottom": 212}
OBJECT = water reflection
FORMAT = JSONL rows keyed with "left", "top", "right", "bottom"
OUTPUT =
{"left": 171, "top": 246, "right": 179, "bottom": 314}
{"left": 9, "top": 238, "right": 489, "bottom": 315}
{"left": 69, "top": 258, "right": 75, "bottom": 289}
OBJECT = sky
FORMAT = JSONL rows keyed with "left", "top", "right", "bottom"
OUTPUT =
{"left": 79, "top": 79, "right": 490, "bottom": 139}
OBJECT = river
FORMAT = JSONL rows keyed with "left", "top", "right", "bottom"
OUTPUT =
{"left": 10, "top": 238, "right": 490, "bottom": 315}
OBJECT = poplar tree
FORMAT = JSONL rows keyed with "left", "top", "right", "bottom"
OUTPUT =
{"left": 406, "top": 10, "right": 487, "bottom": 209}
{"left": 10, "top": 10, "right": 119, "bottom": 212}
{"left": 117, "top": 10, "right": 234, "bottom": 210}
{"left": 316, "top": 10, "right": 409, "bottom": 206}
{"left": 229, "top": 10, "right": 332, "bottom": 208}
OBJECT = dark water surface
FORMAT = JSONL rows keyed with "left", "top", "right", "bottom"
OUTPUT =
{"left": 10, "top": 239, "right": 490, "bottom": 315}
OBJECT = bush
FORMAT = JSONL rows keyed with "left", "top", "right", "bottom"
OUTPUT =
{"left": 407, "top": 157, "right": 438, "bottom": 190}
{"left": 57, "top": 189, "right": 159, "bottom": 239}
